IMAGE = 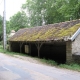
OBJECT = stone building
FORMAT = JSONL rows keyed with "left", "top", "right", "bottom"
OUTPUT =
{"left": 9, "top": 19, "right": 80, "bottom": 63}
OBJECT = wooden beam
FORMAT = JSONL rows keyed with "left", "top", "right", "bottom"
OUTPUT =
{"left": 35, "top": 42, "right": 44, "bottom": 57}
{"left": 20, "top": 42, "right": 24, "bottom": 53}
{"left": 29, "top": 43, "right": 31, "bottom": 55}
{"left": 9, "top": 42, "right": 12, "bottom": 51}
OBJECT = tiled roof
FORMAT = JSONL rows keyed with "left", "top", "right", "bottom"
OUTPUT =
{"left": 9, "top": 19, "right": 80, "bottom": 42}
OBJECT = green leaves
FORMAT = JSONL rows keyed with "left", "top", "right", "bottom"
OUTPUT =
{"left": 0, "top": 15, "right": 3, "bottom": 41}
{"left": 9, "top": 11, "right": 28, "bottom": 31}
{"left": 21, "top": 0, "right": 80, "bottom": 27}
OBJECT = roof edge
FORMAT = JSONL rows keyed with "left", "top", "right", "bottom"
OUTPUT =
{"left": 68, "top": 28, "right": 80, "bottom": 41}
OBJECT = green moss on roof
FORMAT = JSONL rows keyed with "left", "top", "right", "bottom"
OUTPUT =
{"left": 39, "top": 28, "right": 57, "bottom": 40}
{"left": 55, "top": 23, "right": 80, "bottom": 38}
{"left": 9, "top": 20, "right": 80, "bottom": 42}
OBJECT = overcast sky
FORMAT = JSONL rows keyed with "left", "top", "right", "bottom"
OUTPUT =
{"left": 0, "top": 0, "right": 26, "bottom": 20}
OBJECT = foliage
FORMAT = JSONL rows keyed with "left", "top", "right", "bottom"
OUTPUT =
{"left": 0, "top": 45, "right": 28, "bottom": 56}
{"left": 40, "top": 58, "right": 57, "bottom": 66}
{"left": 6, "top": 21, "right": 10, "bottom": 33}
{"left": 22, "top": 0, "right": 62, "bottom": 26}
{"left": 0, "top": 15, "right": 11, "bottom": 41}
{"left": 21, "top": 0, "right": 80, "bottom": 27}
{"left": 59, "top": 63, "right": 80, "bottom": 71}
{"left": 0, "top": 15, "right": 3, "bottom": 41}
{"left": 9, "top": 11, "right": 28, "bottom": 31}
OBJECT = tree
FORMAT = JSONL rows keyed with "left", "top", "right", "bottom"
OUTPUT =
{"left": 6, "top": 21, "right": 10, "bottom": 34}
{"left": 9, "top": 11, "right": 28, "bottom": 31}
{"left": 22, "top": 0, "right": 80, "bottom": 27}
{"left": 22, "top": 0, "right": 66, "bottom": 26}
{"left": 0, "top": 15, "right": 3, "bottom": 41}
{"left": 58, "top": 0, "right": 80, "bottom": 20}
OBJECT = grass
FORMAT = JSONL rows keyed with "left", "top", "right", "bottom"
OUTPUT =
{"left": 40, "top": 58, "right": 80, "bottom": 72}
{"left": 40, "top": 58, "right": 57, "bottom": 66}
{"left": 59, "top": 63, "right": 80, "bottom": 71}
{"left": 0, "top": 45, "right": 29, "bottom": 56}
{"left": 0, "top": 45, "right": 80, "bottom": 72}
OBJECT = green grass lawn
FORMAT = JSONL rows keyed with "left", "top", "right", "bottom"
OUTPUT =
{"left": 0, "top": 45, "right": 80, "bottom": 72}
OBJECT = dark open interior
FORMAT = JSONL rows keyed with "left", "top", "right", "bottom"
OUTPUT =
{"left": 10, "top": 42, "right": 66, "bottom": 64}
{"left": 10, "top": 42, "right": 20, "bottom": 52}
{"left": 40, "top": 42, "right": 66, "bottom": 64}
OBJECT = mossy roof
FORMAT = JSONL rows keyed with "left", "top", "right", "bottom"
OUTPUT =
{"left": 9, "top": 19, "right": 80, "bottom": 42}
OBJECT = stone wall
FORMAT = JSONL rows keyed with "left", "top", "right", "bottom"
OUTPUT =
{"left": 66, "top": 41, "right": 72, "bottom": 63}
{"left": 72, "top": 34, "right": 80, "bottom": 63}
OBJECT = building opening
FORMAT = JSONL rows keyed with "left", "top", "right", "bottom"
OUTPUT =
{"left": 40, "top": 42, "right": 66, "bottom": 64}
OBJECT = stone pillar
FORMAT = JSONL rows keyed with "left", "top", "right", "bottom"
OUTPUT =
{"left": 66, "top": 41, "right": 72, "bottom": 64}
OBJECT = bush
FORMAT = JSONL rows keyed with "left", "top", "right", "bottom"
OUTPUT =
{"left": 40, "top": 58, "right": 57, "bottom": 66}
{"left": 0, "top": 41, "right": 3, "bottom": 45}
{"left": 59, "top": 63, "right": 80, "bottom": 71}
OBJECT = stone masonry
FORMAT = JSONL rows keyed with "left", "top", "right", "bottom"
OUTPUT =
{"left": 66, "top": 41, "right": 72, "bottom": 63}
{"left": 72, "top": 34, "right": 80, "bottom": 63}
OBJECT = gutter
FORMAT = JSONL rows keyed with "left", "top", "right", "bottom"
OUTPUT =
{"left": 68, "top": 28, "right": 80, "bottom": 41}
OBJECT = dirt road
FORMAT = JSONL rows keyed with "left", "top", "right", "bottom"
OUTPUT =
{"left": 0, "top": 53, "right": 80, "bottom": 80}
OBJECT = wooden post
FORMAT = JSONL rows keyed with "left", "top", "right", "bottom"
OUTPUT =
{"left": 20, "top": 42, "right": 23, "bottom": 53}
{"left": 9, "top": 42, "right": 11, "bottom": 51}
{"left": 20, "top": 42, "right": 22, "bottom": 53}
{"left": 35, "top": 42, "right": 43, "bottom": 57}
{"left": 29, "top": 43, "right": 31, "bottom": 55}
{"left": 37, "top": 43, "right": 40, "bottom": 57}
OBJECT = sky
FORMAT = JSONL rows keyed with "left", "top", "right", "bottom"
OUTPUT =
{"left": 0, "top": 0, "right": 26, "bottom": 20}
